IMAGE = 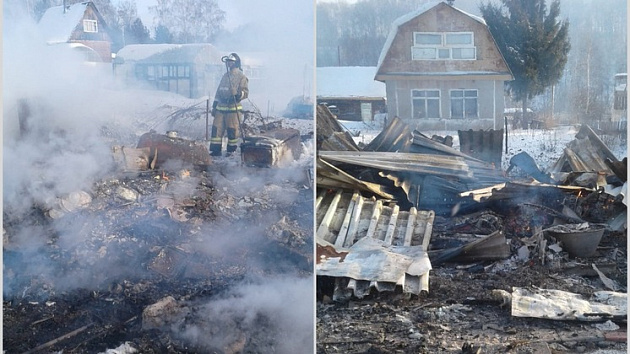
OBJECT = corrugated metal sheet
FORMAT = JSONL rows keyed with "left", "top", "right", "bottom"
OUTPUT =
{"left": 363, "top": 116, "right": 412, "bottom": 152}
{"left": 547, "top": 125, "right": 619, "bottom": 175}
{"left": 319, "top": 151, "right": 478, "bottom": 181}
{"left": 318, "top": 150, "right": 507, "bottom": 215}
{"left": 316, "top": 190, "right": 434, "bottom": 298}
{"left": 458, "top": 129, "right": 504, "bottom": 167}
{"left": 316, "top": 158, "right": 395, "bottom": 200}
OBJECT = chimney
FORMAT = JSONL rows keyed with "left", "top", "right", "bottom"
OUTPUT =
{"left": 63, "top": 0, "right": 66, "bottom": 14}
{"left": 446, "top": 0, "right": 454, "bottom": 6}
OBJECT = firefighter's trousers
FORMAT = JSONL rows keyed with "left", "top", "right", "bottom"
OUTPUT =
{"left": 209, "top": 110, "right": 241, "bottom": 156}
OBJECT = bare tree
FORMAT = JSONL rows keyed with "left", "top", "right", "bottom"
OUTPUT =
{"left": 150, "top": 0, "right": 225, "bottom": 43}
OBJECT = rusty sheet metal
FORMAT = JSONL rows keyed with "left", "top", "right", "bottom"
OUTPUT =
{"left": 458, "top": 129, "right": 504, "bottom": 167}
{"left": 241, "top": 128, "right": 302, "bottom": 167}
{"left": 112, "top": 146, "right": 152, "bottom": 171}
{"left": 316, "top": 189, "right": 434, "bottom": 298}
{"left": 547, "top": 125, "right": 619, "bottom": 175}
{"left": 137, "top": 132, "right": 211, "bottom": 168}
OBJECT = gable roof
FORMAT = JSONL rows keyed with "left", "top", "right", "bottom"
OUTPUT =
{"left": 317, "top": 66, "right": 385, "bottom": 99}
{"left": 38, "top": 2, "right": 104, "bottom": 44}
{"left": 376, "top": 1, "right": 510, "bottom": 79}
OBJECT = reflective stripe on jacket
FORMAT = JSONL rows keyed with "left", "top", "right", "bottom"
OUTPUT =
{"left": 214, "top": 67, "right": 249, "bottom": 108}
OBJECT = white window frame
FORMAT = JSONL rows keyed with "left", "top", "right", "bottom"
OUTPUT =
{"left": 412, "top": 89, "right": 441, "bottom": 119}
{"left": 83, "top": 19, "right": 98, "bottom": 33}
{"left": 412, "top": 31, "right": 476, "bottom": 60}
{"left": 450, "top": 89, "right": 478, "bottom": 119}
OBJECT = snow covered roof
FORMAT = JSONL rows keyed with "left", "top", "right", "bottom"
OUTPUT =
{"left": 376, "top": 2, "right": 487, "bottom": 70}
{"left": 317, "top": 66, "right": 385, "bottom": 99}
{"left": 38, "top": 2, "right": 90, "bottom": 44}
{"left": 117, "top": 44, "right": 197, "bottom": 62}
{"left": 116, "top": 44, "right": 263, "bottom": 67}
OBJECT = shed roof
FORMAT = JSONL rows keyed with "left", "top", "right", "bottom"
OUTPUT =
{"left": 317, "top": 66, "right": 385, "bottom": 99}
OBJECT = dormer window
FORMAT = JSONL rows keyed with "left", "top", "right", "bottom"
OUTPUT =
{"left": 83, "top": 20, "right": 98, "bottom": 33}
{"left": 412, "top": 32, "right": 475, "bottom": 60}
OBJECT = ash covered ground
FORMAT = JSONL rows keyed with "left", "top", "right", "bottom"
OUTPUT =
{"left": 317, "top": 121, "right": 627, "bottom": 354}
{"left": 3, "top": 89, "right": 315, "bottom": 353}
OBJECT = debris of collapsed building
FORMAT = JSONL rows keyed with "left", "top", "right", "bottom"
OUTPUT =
{"left": 4, "top": 103, "right": 314, "bottom": 353}
{"left": 315, "top": 104, "right": 627, "bottom": 301}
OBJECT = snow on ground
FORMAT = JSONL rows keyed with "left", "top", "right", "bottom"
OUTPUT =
{"left": 337, "top": 119, "right": 627, "bottom": 172}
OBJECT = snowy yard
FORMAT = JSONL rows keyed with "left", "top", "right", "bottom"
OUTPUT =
{"left": 336, "top": 119, "right": 627, "bottom": 172}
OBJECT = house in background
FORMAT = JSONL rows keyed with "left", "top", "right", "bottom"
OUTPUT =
{"left": 375, "top": 1, "right": 513, "bottom": 130}
{"left": 317, "top": 66, "right": 387, "bottom": 122}
{"left": 115, "top": 44, "right": 264, "bottom": 99}
{"left": 38, "top": 1, "right": 113, "bottom": 63}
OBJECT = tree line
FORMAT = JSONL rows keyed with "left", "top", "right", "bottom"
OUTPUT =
{"left": 317, "top": 0, "right": 627, "bottom": 124}
{"left": 13, "top": 0, "right": 227, "bottom": 52}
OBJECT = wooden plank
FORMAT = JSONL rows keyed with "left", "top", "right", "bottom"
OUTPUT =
{"left": 383, "top": 205, "right": 400, "bottom": 245}
{"left": 316, "top": 190, "right": 343, "bottom": 243}
{"left": 335, "top": 192, "right": 359, "bottom": 248}
{"left": 403, "top": 207, "right": 417, "bottom": 247}
{"left": 366, "top": 200, "right": 383, "bottom": 239}
{"left": 421, "top": 210, "right": 435, "bottom": 251}
{"left": 315, "top": 189, "right": 327, "bottom": 212}
{"left": 344, "top": 194, "right": 364, "bottom": 247}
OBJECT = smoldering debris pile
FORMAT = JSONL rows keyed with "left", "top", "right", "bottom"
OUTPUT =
{"left": 316, "top": 104, "right": 627, "bottom": 300}
{"left": 3, "top": 109, "right": 314, "bottom": 353}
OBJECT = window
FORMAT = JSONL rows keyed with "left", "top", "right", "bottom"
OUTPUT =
{"left": 412, "top": 32, "right": 475, "bottom": 60}
{"left": 412, "top": 90, "right": 440, "bottom": 118}
{"left": 450, "top": 89, "right": 478, "bottom": 118}
{"left": 83, "top": 20, "right": 98, "bottom": 33}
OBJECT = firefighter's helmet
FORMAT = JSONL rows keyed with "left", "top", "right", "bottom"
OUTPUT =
{"left": 224, "top": 53, "right": 241, "bottom": 69}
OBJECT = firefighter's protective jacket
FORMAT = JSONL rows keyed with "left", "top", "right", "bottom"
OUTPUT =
{"left": 214, "top": 67, "right": 249, "bottom": 111}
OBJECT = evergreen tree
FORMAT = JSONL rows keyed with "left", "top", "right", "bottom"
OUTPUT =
{"left": 125, "top": 18, "right": 150, "bottom": 45}
{"left": 480, "top": 0, "right": 570, "bottom": 116}
{"left": 154, "top": 24, "right": 173, "bottom": 44}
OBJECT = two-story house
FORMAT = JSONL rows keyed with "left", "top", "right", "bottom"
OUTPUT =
{"left": 375, "top": 1, "right": 513, "bottom": 130}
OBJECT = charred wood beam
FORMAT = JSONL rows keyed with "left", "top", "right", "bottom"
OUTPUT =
{"left": 22, "top": 323, "right": 93, "bottom": 354}
{"left": 521, "top": 203, "right": 586, "bottom": 224}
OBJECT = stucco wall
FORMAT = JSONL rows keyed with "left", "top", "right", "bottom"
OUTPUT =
{"left": 386, "top": 78, "right": 505, "bottom": 131}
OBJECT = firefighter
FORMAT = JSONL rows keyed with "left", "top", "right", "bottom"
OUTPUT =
{"left": 210, "top": 53, "right": 249, "bottom": 157}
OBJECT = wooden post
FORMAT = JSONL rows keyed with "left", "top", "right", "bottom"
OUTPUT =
{"left": 205, "top": 98, "right": 210, "bottom": 141}
{"left": 18, "top": 98, "right": 30, "bottom": 138}
{"left": 504, "top": 116, "right": 508, "bottom": 154}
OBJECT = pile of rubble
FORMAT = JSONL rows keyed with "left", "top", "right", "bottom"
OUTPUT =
{"left": 3, "top": 105, "right": 314, "bottom": 353}
{"left": 315, "top": 104, "right": 627, "bottom": 353}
